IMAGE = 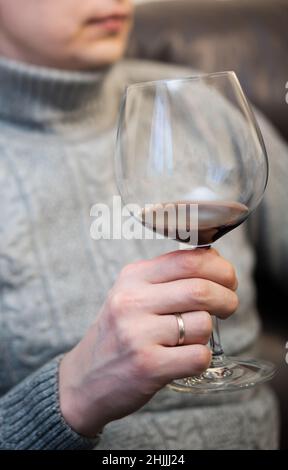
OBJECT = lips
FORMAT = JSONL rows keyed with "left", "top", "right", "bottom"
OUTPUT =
{"left": 86, "top": 12, "right": 131, "bottom": 33}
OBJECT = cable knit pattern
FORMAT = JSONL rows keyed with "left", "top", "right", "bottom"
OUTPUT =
{"left": 0, "top": 56, "right": 286, "bottom": 449}
{"left": 0, "top": 355, "right": 101, "bottom": 449}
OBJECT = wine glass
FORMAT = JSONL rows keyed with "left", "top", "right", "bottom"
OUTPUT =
{"left": 115, "top": 71, "right": 276, "bottom": 393}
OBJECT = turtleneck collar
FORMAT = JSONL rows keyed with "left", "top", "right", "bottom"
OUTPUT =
{"left": 0, "top": 56, "right": 118, "bottom": 134}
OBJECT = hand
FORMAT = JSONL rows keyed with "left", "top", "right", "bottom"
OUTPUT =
{"left": 59, "top": 248, "right": 238, "bottom": 437}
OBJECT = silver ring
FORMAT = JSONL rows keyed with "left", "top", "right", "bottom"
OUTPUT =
{"left": 175, "top": 313, "right": 185, "bottom": 346}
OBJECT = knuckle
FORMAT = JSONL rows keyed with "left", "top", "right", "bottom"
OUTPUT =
{"left": 108, "top": 290, "right": 130, "bottom": 316}
{"left": 108, "top": 291, "right": 125, "bottom": 315}
{"left": 119, "top": 260, "right": 147, "bottom": 280}
{"left": 119, "top": 262, "right": 138, "bottom": 279}
{"left": 179, "top": 252, "right": 201, "bottom": 274}
{"left": 190, "top": 279, "right": 208, "bottom": 302}
{"left": 109, "top": 289, "right": 140, "bottom": 316}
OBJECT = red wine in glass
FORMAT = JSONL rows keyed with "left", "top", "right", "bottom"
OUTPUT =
{"left": 141, "top": 200, "right": 249, "bottom": 246}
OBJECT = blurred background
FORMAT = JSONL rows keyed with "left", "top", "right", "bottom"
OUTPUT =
{"left": 127, "top": 0, "right": 288, "bottom": 449}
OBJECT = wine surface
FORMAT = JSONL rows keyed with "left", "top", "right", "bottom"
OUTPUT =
{"left": 141, "top": 200, "right": 249, "bottom": 245}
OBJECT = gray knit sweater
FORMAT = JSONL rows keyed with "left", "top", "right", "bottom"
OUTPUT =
{"left": 0, "top": 56, "right": 287, "bottom": 450}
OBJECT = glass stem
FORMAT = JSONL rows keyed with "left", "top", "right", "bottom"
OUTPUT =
{"left": 210, "top": 317, "right": 224, "bottom": 357}
{"left": 200, "top": 245, "right": 225, "bottom": 367}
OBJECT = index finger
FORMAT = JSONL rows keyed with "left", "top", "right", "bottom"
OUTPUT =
{"left": 140, "top": 248, "right": 238, "bottom": 291}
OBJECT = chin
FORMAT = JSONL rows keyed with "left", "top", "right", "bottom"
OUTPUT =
{"left": 69, "top": 34, "right": 129, "bottom": 70}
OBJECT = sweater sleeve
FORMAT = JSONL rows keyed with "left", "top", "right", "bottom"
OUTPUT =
{"left": 246, "top": 107, "right": 288, "bottom": 290}
{"left": 0, "top": 355, "right": 103, "bottom": 449}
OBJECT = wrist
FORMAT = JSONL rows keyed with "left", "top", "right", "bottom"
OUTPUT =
{"left": 59, "top": 351, "right": 106, "bottom": 438}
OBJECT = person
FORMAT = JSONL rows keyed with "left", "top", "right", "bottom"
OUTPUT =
{"left": 0, "top": 0, "right": 286, "bottom": 450}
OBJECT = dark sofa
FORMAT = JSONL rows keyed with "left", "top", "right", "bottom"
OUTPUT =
{"left": 127, "top": 0, "right": 288, "bottom": 143}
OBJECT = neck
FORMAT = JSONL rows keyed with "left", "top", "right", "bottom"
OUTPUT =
{"left": 0, "top": 55, "right": 120, "bottom": 136}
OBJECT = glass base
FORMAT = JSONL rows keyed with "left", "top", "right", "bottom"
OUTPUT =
{"left": 166, "top": 355, "right": 277, "bottom": 394}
